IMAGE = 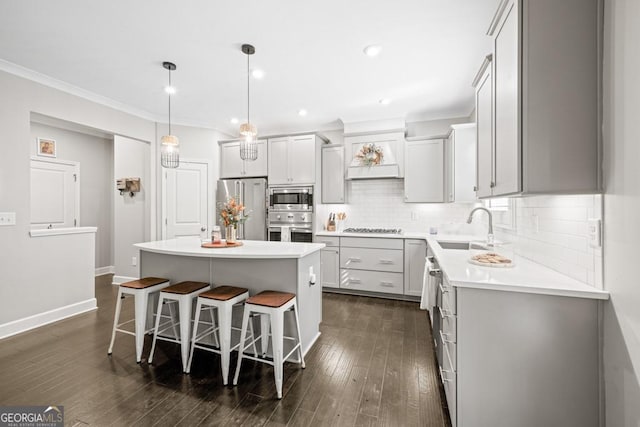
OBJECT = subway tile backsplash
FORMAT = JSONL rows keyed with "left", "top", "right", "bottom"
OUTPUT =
{"left": 316, "top": 179, "right": 602, "bottom": 289}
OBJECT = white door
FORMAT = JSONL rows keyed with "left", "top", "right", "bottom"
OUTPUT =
{"left": 164, "top": 161, "right": 209, "bottom": 239}
{"left": 30, "top": 158, "right": 79, "bottom": 229}
{"left": 289, "top": 135, "right": 316, "bottom": 184}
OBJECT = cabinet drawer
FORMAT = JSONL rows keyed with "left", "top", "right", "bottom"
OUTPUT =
{"left": 340, "top": 269, "right": 404, "bottom": 295}
{"left": 315, "top": 236, "right": 340, "bottom": 247}
{"left": 340, "top": 237, "right": 403, "bottom": 250}
{"left": 442, "top": 339, "right": 457, "bottom": 427}
{"left": 440, "top": 329, "right": 457, "bottom": 371}
{"left": 440, "top": 305, "right": 457, "bottom": 342}
{"left": 441, "top": 275, "right": 456, "bottom": 315}
{"left": 340, "top": 247, "right": 403, "bottom": 273}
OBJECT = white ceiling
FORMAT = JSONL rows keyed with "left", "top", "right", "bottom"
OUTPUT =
{"left": 0, "top": 0, "right": 498, "bottom": 136}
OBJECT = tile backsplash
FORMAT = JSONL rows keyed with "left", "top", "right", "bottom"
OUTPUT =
{"left": 317, "top": 179, "right": 602, "bottom": 289}
{"left": 316, "top": 179, "right": 481, "bottom": 234}
{"left": 493, "top": 195, "right": 603, "bottom": 289}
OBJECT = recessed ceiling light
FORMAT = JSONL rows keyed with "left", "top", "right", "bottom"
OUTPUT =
{"left": 298, "top": 109, "right": 308, "bottom": 117}
{"left": 230, "top": 117, "right": 239, "bottom": 124}
{"left": 379, "top": 98, "right": 391, "bottom": 105}
{"left": 251, "top": 69, "right": 265, "bottom": 79}
{"left": 363, "top": 45, "right": 382, "bottom": 57}
{"left": 164, "top": 85, "right": 176, "bottom": 95}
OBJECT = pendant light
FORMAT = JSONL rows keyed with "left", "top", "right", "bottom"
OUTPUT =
{"left": 160, "top": 61, "right": 179, "bottom": 168}
{"left": 239, "top": 44, "right": 258, "bottom": 161}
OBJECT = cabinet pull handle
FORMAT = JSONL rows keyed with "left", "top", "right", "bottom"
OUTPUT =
{"left": 473, "top": 185, "right": 478, "bottom": 192}
{"left": 438, "top": 305, "right": 453, "bottom": 319}
{"left": 348, "top": 257, "right": 362, "bottom": 263}
{"left": 440, "top": 330, "right": 456, "bottom": 344}
{"left": 490, "top": 181, "right": 496, "bottom": 188}
{"left": 438, "top": 282, "right": 449, "bottom": 294}
{"left": 439, "top": 366, "right": 453, "bottom": 382}
{"left": 349, "top": 279, "right": 362, "bottom": 284}
{"left": 427, "top": 256, "right": 435, "bottom": 262}
{"left": 379, "top": 281, "right": 394, "bottom": 287}
{"left": 429, "top": 269, "right": 442, "bottom": 277}
{"left": 379, "top": 259, "right": 394, "bottom": 264}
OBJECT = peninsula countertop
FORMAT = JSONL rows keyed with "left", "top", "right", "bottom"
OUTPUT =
{"left": 135, "top": 238, "right": 325, "bottom": 259}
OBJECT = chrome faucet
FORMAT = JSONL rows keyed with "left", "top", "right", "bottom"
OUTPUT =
{"left": 467, "top": 207, "right": 494, "bottom": 245}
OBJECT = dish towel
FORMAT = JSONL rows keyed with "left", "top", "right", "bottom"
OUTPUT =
{"left": 420, "top": 256, "right": 437, "bottom": 311}
{"left": 280, "top": 226, "right": 291, "bottom": 242}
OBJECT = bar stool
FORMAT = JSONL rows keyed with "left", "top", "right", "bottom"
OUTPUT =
{"left": 148, "top": 281, "right": 210, "bottom": 372}
{"left": 108, "top": 277, "right": 171, "bottom": 363}
{"left": 186, "top": 285, "right": 259, "bottom": 385}
{"left": 233, "top": 291, "right": 305, "bottom": 399}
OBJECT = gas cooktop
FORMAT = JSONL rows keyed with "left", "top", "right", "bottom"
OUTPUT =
{"left": 342, "top": 227, "right": 403, "bottom": 234}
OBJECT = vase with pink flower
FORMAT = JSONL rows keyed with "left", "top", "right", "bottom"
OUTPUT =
{"left": 218, "top": 197, "right": 248, "bottom": 244}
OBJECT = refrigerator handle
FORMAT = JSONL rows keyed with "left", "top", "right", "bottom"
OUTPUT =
{"left": 240, "top": 182, "right": 245, "bottom": 239}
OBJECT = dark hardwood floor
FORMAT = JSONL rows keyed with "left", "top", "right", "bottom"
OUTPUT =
{"left": 0, "top": 275, "right": 449, "bottom": 426}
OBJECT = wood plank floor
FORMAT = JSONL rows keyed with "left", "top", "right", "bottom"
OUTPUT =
{"left": 0, "top": 275, "right": 450, "bottom": 426}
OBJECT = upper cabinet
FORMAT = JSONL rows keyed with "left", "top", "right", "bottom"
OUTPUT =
{"left": 475, "top": 0, "right": 601, "bottom": 198}
{"left": 219, "top": 140, "right": 267, "bottom": 179}
{"left": 404, "top": 138, "right": 444, "bottom": 203}
{"left": 268, "top": 134, "right": 317, "bottom": 185}
{"left": 446, "top": 124, "right": 477, "bottom": 203}
{"left": 321, "top": 145, "right": 345, "bottom": 204}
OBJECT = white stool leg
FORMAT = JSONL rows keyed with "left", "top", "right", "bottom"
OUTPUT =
{"left": 134, "top": 289, "right": 150, "bottom": 363}
{"left": 107, "top": 288, "right": 124, "bottom": 355}
{"left": 178, "top": 295, "right": 193, "bottom": 373}
{"left": 218, "top": 301, "right": 233, "bottom": 385}
{"left": 271, "top": 310, "right": 284, "bottom": 399}
{"left": 168, "top": 301, "right": 180, "bottom": 339}
{"left": 248, "top": 318, "right": 258, "bottom": 356}
{"left": 260, "top": 314, "right": 270, "bottom": 356}
{"left": 293, "top": 302, "right": 305, "bottom": 368}
{"left": 186, "top": 299, "right": 204, "bottom": 374}
{"left": 148, "top": 294, "right": 165, "bottom": 364}
{"left": 233, "top": 306, "right": 252, "bottom": 386}
{"left": 210, "top": 307, "right": 220, "bottom": 348}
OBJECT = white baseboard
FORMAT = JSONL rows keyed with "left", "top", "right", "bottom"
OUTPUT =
{"left": 0, "top": 298, "right": 98, "bottom": 340}
{"left": 111, "top": 275, "right": 138, "bottom": 285}
{"left": 95, "top": 265, "right": 115, "bottom": 276}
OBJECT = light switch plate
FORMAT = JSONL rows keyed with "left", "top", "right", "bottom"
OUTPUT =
{"left": 588, "top": 218, "right": 601, "bottom": 248}
{"left": 0, "top": 212, "right": 16, "bottom": 226}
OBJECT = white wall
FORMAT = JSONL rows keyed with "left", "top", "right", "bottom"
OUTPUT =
{"left": 113, "top": 136, "right": 150, "bottom": 281}
{"left": 29, "top": 122, "right": 114, "bottom": 269}
{"left": 406, "top": 116, "right": 470, "bottom": 138}
{"left": 0, "top": 69, "right": 155, "bottom": 329}
{"left": 602, "top": 0, "right": 640, "bottom": 424}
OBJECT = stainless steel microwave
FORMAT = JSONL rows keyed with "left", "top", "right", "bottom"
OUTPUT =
{"left": 268, "top": 186, "right": 313, "bottom": 211}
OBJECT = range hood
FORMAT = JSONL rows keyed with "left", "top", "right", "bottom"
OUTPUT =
{"left": 345, "top": 133, "right": 404, "bottom": 180}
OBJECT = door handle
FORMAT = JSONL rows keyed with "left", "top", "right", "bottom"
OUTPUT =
{"left": 201, "top": 227, "right": 206, "bottom": 232}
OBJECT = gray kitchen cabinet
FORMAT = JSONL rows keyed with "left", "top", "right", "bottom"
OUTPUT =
{"left": 475, "top": 0, "right": 601, "bottom": 198}
{"left": 433, "top": 253, "right": 601, "bottom": 427}
{"left": 219, "top": 140, "right": 267, "bottom": 179}
{"left": 317, "top": 236, "right": 340, "bottom": 289}
{"left": 404, "top": 239, "right": 427, "bottom": 297}
{"left": 473, "top": 56, "right": 493, "bottom": 199}
{"left": 321, "top": 145, "right": 345, "bottom": 204}
{"left": 445, "top": 124, "right": 477, "bottom": 203}
{"left": 404, "top": 138, "right": 444, "bottom": 203}
{"left": 268, "top": 135, "right": 317, "bottom": 185}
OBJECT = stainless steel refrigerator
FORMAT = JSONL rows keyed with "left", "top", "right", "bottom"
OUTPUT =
{"left": 216, "top": 178, "right": 268, "bottom": 240}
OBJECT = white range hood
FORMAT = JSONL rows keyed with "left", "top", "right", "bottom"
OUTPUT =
{"left": 343, "top": 122, "right": 405, "bottom": 180}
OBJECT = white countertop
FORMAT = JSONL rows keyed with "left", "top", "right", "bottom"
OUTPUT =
{"left": 135, "top": 238, "right": 325, "bottom": 259}
{"left": 316, "top": 230, "right": 482, "bottom": 242}
{"left": 425, "top": 236, "right": 609, "bottom": 300}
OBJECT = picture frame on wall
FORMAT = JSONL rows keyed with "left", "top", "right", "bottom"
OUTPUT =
{"left": 36, "top": 137, "right": 56, "bottom": 158}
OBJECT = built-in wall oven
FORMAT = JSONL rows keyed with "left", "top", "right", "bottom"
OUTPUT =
{"left": 269, "top": 187, "right": 313, "bottom": 211}
{"left": 268, "top": 211, "right": 313, "bottom": 243}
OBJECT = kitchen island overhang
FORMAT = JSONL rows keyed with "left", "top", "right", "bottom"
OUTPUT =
{"left": 134, "top": 238, "right": 325, "bottom": 357}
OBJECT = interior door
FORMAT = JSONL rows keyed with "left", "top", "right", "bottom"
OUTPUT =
{"left": 164, "top": 161, "right": 208, "bottom": 239}
{"left": 30, "top": 159, "right": 79, "bottom": 229}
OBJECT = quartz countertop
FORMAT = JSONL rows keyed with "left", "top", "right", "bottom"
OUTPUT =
{"left": 425, "top": 236, "right": 609, "bottom": 300}
{"left": 135, "top": 238, "right": 325, "bottom": 259}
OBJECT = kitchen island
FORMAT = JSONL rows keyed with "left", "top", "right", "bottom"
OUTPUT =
{"left": 134, "top": 238, "right": 325, "bottom": 356}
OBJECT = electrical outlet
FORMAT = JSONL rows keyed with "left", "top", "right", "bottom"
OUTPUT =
{"left": 0, "top": 212, "right": 16, "bottom": 226}
{"left": 588, "top": 219, "right": 602, "bottom": 248}
{"left": 131, "top": 256, "right": 137, "bottom": 266}
{"left": 411, "top": 211, "right": 418, "bottom": 221}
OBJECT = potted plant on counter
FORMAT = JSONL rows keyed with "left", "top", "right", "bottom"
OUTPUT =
{"left": 218, "top": 197, "right": 248, "bottom": 244}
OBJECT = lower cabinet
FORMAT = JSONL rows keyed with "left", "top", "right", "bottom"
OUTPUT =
{"left": 434, "top": 256, "right": 601, "bottom": 427}
{"left": 320, "top": 248, "right": 339, "bottom": 289}
{"left": 404, "top": 239, "right": 427, "bottom": 297}
{"left": 340, "top": 269, "right": 404, "bottom": 295}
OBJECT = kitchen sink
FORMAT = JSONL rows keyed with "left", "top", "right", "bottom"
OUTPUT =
{"left": 438, "top": 241, "right": 489, "bottom": 251}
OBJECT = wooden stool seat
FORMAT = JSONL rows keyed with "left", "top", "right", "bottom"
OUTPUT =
{"left": 246, "top": 291, "right": 295, "bottom": 308}
{"left": 162, "top": 281, "right": 209, "bottom": 295}
{"left": 120, "top": 277, "right": 170, "bottom": 289}
{"left": 200, "top": 285, "right": 249, "bottom": 301}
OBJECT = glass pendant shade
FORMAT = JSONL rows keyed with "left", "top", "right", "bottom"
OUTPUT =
{"left": 240, "top": 133, "right": 258, "bottom": 161}
{"left": 239, "top": 44, "right": 258, "bottom": 162}
{"left": 161, "top": 134, "right": 180, "bottom": 168}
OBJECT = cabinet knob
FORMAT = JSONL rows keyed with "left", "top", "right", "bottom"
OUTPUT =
{"left": 490, "top": 182, "right": 496, "bottom": 188}
{"left": 473, "top": 186, "right": 478, "bottom": 192}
